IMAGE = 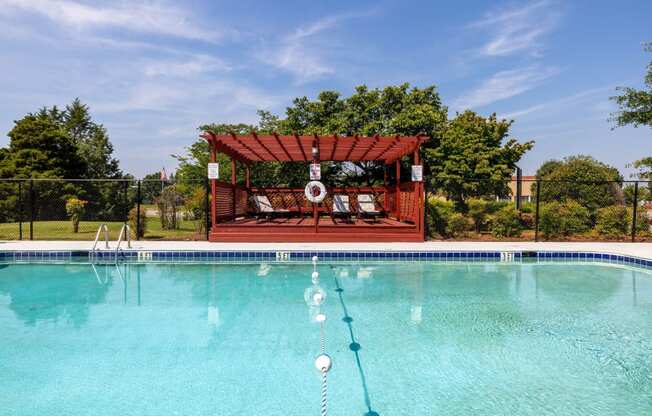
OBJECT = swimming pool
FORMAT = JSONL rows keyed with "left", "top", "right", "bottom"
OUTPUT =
{"left": 1, "top": 260, "right": 650, "bottom": 415}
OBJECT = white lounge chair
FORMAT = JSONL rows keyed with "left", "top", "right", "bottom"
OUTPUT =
{"left": 356, "top": 194, "right": 382, "bottom": 221}
{"left": 331, "top": 194, "right": 352, "bottom": 222}
{"left": 251, "top": 195, "right": 289, "bottom": 221}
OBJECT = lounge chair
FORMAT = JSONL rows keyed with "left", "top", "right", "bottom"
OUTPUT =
{"left": 251, "top": 195, "right": 289, "bottom": 221}
{"left": 331, "top": 194, "right": 352, "bottom": 223}
{"left": 356, "top": 194, "right": 382, "bottom": 221}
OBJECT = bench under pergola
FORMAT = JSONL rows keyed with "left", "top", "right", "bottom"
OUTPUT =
{"left": 201, "top": 132, "right": 428, "bottom": 242}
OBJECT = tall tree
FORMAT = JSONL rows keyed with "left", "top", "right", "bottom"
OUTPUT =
{"left": 4, "top": 112, "right": 86, "bottom": 179}
{"left": 427, "top": 111, "right": 533, "bottom": 207}
{"left": 536, "top": 155, "right": 623, "bottom": 212}
{"left": 64, "top": 99, "right": 122, "bottom": 179}
{"left": 611, "top": 42, "right": 652, "bottom": 129}
{"left": 1, "top": 112, "right": 87, "bottom": 219}
{"left": 631, "top": 156, "right": 652, "bottom": 181}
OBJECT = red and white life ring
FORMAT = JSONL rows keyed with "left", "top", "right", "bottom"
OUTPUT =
{"left": 305, "top": 181, "right": 327, "bottom": 203}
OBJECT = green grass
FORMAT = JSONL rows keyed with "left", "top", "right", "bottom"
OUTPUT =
{"left": 0, "top": 218, "right": 205, "bottom": 240}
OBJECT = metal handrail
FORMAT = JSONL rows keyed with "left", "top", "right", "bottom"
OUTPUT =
{"left": 115, "top": 224, "right": 132, "bottom": 253}
{"left": 92, "top": 224, "right": 110, "bottom": 251}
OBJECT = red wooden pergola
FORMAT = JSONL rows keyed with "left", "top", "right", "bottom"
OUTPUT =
{"left": 202, "top": 133, "right": 428, "bottom": 242}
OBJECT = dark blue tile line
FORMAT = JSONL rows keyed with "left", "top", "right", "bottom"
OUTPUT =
{"left": 1, "top": 250, "right": 651, "bottom": 269}
{"left": 535, "top": 251, "right": 652, "bottom": 268}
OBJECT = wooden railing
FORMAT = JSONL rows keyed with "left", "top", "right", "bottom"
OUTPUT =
{"left": 399, "top": 182, "right": 419, "bottom": 223}
{"left": 250, "top": 186, "right": 387, "bottom": 214}
{"left": 214, "top": 182, "right": 421, "bottom": 226}
{"left": 215, "top": 181, "right": 248, "bottom": 221}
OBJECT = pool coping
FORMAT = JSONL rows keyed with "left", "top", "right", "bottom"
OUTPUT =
{"left": 1, "top": 241, "right": 651, "bottom": 269}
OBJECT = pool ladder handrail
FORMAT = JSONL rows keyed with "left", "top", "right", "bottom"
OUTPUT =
{"left": 115, "top": 224, "right": 132, "bottom": 253}
{"left": 92, "top": 224, "right": 110, "bottom": 251}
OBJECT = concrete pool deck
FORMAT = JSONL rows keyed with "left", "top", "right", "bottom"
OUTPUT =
{"left": 1, "top": 240, "right": 651, "bottom": 260}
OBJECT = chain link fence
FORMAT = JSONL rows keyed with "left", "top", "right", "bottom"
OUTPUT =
{"left": 0, "top": 179, "right": 210, "bottom": 241}
{"left": 423, "top": 179, "right": 652, "bottom": 242}
{"left": 1, "top": 177, "right": 650, "bottom": 242}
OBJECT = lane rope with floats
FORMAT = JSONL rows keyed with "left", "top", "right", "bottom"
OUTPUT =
{"left": 304, "top": 255, "right": 331, "bottom": 416}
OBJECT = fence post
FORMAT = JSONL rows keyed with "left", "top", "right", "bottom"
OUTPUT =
{"left": 136, "top": 180, "right": 142, "bottom": 240}
{"left": 515, "top": 167, "right": 522, "bottom": 211}
{"left": 18, "top": 181, "right": 23, "bottom": 240}
{"left": 205, "top": 177, "right": 210, "bottom": 240}
{"left": 534, "top": 180, "right": 541, "bottom": 242}
{"left": 123, "top": 180, "right": 129, "bottom": 224}
{"left": 631, "top": 181, "right": 639, "bottom": 242}
{"left": 29, "top": 179, "right": 34, "bottom": 240}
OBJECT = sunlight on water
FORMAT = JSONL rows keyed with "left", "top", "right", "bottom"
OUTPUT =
{"left": 0, "top": 261, "right": 650, "bottom": 415}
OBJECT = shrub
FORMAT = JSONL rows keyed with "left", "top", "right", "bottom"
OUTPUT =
{"left": 595, "top": 205, "right": 629, "bottom": 238}
{"left": 538, "top": 202, "right": 563, "bottom": 239}
{"left": 446, "top": 213, "right": 472, "bottom": 237}
{"left": 491, "top": 206, "right": 522, "bottom": 238}
{"left": 426, "top": 198, "right": 454, "bottom": 238}
{"left": 156, "top": 185, "right": 183, "bottom": 230}
{"left": 128, "top": 206, "right": 147, "bottom": 239}
{"left": 65, "top": 197, "right": 87, "bottom": 233}
{"left": 520, "top": 202, "right": 535, "bottom": 214}
{"left": 520, "top": 212, "right": 535, "bottom": 229}
{"left": 467, "top": 198, "right": 488, "bottom": 233}
{"left": 485, "top": 200, "right": 509, "bottom": 215}
{"left": 185, "top": 187, "right": 207, "bottom": 236}
{"left": 560, "top": 200, "right": 592, "bottom": 235}
{"left": 634, "top": 208, "right": 650, "bottom": 235}
{"left": 538, "top": 200, "right": 591, "bottom": 239}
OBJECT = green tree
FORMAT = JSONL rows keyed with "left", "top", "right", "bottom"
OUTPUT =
{"left": 0, "top": 112, "right": 87, "bottom": 220}
{"left": 4, "top": 112, "right": 86, "bottom": 179}
{"left": 276, "top": 84, "right": 447, "bottom": 186}
{"left": 141, "top": 171, "right": 170, "bottom": 203}
{"left": 62, "top": 99, "right": 125, "bottom": 219}
{"left": 535, "top": 159, "right": 564, "bottom": 178}
{"left": 629, "top": 157, "right": 652, "bottom": 197}
{"left": 536, "top": 155, "right": 623, "bottom": 212}
{"left": 611, "top": 42, "right": 652, "bottom": 128}
{"left": 194, "top": 84, "right": 448, "bottom": 188}
{"left": 64, "top": 99, "right": 122, "bottom": 179}
{"left": 427, "top": 111, "right": 533, "bottom": 207}
{"left": 0, "top": 100, "right": 126, "bottom": 221}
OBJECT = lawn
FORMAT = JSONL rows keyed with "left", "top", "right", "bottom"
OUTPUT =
{"left": 0, "top": 218, "right": 205, "bottom": 241}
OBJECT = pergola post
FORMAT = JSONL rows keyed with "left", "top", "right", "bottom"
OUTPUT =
{"left": 210, "top": 143, "right": 217, "bottom": 230}
{"left": 231, "top": 159, "right": 237, "bottom": 220}
{"left": 383, "top": 165, "right": 389, "bottom": 212}
{"left": 312, "top": 138, "right": 319, "bottom": 233}
{"left": 245, "top": 165, "right": 250, "bottom": 189}
{"left": 395, "top": 159, "right": 401, "bottom": 221}
{"left": 413, "top": 146, "right": 422, "bottom": 234}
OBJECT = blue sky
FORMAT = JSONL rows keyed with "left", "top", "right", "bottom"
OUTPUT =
{"left": 0, "top": 0, "right": 650, "bottom": 177}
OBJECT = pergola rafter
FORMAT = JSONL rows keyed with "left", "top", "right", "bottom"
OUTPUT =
{"left": 201, "top": 133, "right": 427, "bottom": 164}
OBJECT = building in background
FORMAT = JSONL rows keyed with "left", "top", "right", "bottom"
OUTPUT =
{"left": 502, "top": 175, "right": 536, "bottom": 203}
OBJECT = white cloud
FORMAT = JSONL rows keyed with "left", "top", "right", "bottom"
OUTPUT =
{"left": 143, "top": 55, "right": 231, "bottom": 78}
{"left": 0, "top": 0, "right": 226, "bottom": 42}
{"left": 454, "top": 66, "right": 560, "bottom": 109}
{"left": 269, "top": 43, "right": 335, "bottom": 82}
{"left": 256, "top": 12, "right": 374, "bottom": 83}
{"left": 469, "top": 0, "right": 560, "bottom": 57}
{"left": 499, "top": 86, "right": 613, "bottom": 120}
{"left": 288, "top": 16, "right": 341, "bottom": 41}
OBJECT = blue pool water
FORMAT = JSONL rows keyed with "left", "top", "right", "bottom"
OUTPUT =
{"left": 0, "top": 261, "right": 650, "bottom": 415}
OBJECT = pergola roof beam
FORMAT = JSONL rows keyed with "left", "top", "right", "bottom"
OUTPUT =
{"left": 202, "top": 134, "right": 428, "bottom": 163}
